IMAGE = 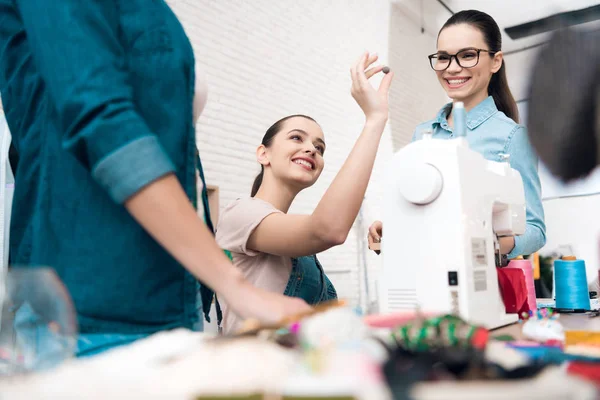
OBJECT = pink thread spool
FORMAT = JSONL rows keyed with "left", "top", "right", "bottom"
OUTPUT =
{"left": 506, "top": 259, "right": 537, "bottom": 313}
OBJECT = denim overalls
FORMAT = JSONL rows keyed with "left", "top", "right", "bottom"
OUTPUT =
{"left": 283, "top": 255, "right": 337, "bottom": 304}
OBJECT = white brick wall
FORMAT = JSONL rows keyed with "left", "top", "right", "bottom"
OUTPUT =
{"left": 166, "top": 0, "right": 446, "bottom": 315}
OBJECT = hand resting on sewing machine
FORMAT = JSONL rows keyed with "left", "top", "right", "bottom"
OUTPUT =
{"left": 367, "top": 220, "right": 515, "bottom": 255}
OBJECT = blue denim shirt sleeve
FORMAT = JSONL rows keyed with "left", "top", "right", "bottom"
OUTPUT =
{"left": 505, "top": 125, "right": 547, "bottom": 258}
{"left": 14, "top": 0, "right": 175, "bottom": 203}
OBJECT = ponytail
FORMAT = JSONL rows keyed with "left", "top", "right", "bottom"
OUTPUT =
{"left": 250, "top": 167, "right": 264, "bottom": 197}
{"left": 489, "top": 61, "right": 519, "bottom": 123}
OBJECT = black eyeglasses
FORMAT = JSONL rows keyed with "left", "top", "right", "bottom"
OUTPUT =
{"left": 428, "top": 48, "right": 496, "bottom": 71}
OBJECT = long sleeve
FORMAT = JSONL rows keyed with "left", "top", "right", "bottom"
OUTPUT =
{"left": 506, "top": 125, "right": 547, "bottom": 258}
{"left": 12, "top": 0, "right": 175, "bottom": 203}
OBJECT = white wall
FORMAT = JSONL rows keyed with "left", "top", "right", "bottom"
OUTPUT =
{"left": 504, "top": 49, "right": 537, "bottom": 103}
{"left": 542, "top": 195, "right": 600, "bottom": 291}
{"left": 165, "top": 0, "right": 447, "bottom": 314}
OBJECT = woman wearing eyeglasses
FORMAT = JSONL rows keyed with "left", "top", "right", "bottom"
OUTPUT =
{"left": 368, "top": 10, "right": 546, "bottom": 260}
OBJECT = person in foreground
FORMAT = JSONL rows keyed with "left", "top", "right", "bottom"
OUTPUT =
{"left": 216, "top": 52, "right": 394, "bottom": 334}
{"left": 368, "top": 10, "right": 546, "bottom": 259}
{"left": 0, "top": 0, "right": 309, "bottom": 358}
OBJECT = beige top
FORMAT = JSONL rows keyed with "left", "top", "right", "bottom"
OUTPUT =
{"left": 215, "top": 197, "right": 293, "bottom": 334}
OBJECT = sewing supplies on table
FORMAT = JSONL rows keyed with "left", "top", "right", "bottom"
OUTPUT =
{"left": 506, "top": 258, "right": 537, "bottom": 313}
{"left": 0, "top": 299, "right": 597, "bottom": 399}
{"left": 487, "top": 306, "right": 600, "bottom": 379}
{"left": 390, "top": 314, "right": 489, "bottom": 353}
{"left": 520, "top": 308, "right": 565, "bottom": 342}
{"left": 554, "top": 257, "right": 591, "bottom": 312}
{"left": 377, "top": 312, "right": 589, "bottom": 400}
{"left": 505, "top": 338, "right": 600, "bottom": 365}
{"left": 565, "top": 331, "right": 600, "bottom": 346}
{"left": 363, "top": 311, "right": 439, "bottom": 329}
{"left": 232, "top": 299, "right": 348, "bottom": 338}
{"left": 537, "top": 298, "right": 600, "bottom": 315}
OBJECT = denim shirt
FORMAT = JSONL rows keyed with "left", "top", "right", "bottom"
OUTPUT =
{"left": 0, "top": 0, "right": 215, "bottom": 333}
{"left": 412, "top": 96, "right": 546, "bottom": 258}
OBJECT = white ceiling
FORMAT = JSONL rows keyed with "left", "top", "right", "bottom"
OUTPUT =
{"left": 394, "top": 0, "right": 600, "bottom": 53}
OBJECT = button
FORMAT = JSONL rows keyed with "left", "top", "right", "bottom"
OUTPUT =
{"left": 448, "top": 271, "right": 458, "bottom": 286}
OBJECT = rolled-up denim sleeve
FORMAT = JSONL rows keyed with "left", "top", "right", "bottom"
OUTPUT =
{"left": 506, "top": 125, "right": 547, "bottom": 258}
{"left": 15, "top": 0, "right": 175, "bottom": 203}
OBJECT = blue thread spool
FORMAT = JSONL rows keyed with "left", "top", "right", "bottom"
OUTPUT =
{"left": 554, "top": 259, "right": 591, "bottom": 310}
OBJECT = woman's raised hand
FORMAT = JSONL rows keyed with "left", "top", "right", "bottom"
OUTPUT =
{"left": 350, "top": 52, "right": 394, "bottom": 123}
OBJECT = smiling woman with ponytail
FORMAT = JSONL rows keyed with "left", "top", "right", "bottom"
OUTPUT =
{"left": 249, "top": 114, "right": 317, "bottom": 197}
{"left": 215, "top": 52, "right": 394, "bottom": 334}
{"left": 368, "top": 9, "right": 546, "bottom": 261}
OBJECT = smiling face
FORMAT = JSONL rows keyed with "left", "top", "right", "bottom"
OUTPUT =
{"left": 257, "top": 116, "right": 325, "bottom": 190}
{"left": 435, "top": 23, "right": 503, "bottom": 108}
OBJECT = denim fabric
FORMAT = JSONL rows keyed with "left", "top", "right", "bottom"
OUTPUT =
{"left": 283, "top": 255, "right": 337, "bottom": 304}
{"left": 412, "top": 96, "right": 546, "bottom": 258}
{"left": 0, "top": 0, "right": 215, "bottom": 334}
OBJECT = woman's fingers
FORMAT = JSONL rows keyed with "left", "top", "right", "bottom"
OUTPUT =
{"left": 378, "top": 70, "right": 394, "bottom": 95}
{"left": 369, "top": 221, "right": 383, "bottom": 241}
{"left": 356, "top": 52, "right": 378, "bottom": 87}
{"left": 365, "top": 65, "right": 384, "bottom": 79}
{"left": 365, "top": 53, "right": 379, "bottom": 69}
{"left": 350, "top": 51, "right": 368, "bottom": 88}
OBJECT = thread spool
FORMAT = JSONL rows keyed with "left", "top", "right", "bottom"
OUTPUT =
{"left": 554, "top": 258, "right": 591, "bottom": 311}
{"left": 506, "top": 259, "right": 537, "bottom": 313}
{"left": 532, "top": 252, "right": 540, "bottom": 280}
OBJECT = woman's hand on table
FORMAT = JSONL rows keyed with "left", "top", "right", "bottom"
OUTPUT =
{"left": 222, "top": 274, "right": 312, "bottom": 325}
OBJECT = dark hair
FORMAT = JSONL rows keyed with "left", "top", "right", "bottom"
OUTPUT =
{"left": 439, "top": 10, "right": 519, "bottom": 123}
{"left": 251, "top": 114, "right": 317, "bottom": 197}
{"left": 527, "top": 28, "right": 600, "bottom": 182}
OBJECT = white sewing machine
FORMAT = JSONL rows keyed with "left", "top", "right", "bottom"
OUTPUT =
{"left": 378, "top": 106, "right": 526, "bottom": 329}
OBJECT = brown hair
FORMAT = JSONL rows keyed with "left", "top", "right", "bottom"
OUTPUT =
{"left": 439, "top": 10, "right": 519, "bottom": 123}
{"left": 251, "top": 114, "right": 317, "bottom": 197}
